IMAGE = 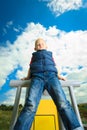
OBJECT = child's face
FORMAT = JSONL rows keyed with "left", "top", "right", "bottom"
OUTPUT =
{"left": 35, "top": 39, "right": 47, "bottom": 51}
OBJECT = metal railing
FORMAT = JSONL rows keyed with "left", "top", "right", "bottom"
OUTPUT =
{"left": 9, "top": 80, "right": 83, "bottom": 130}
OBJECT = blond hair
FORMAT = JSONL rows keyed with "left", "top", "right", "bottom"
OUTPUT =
{"left": 35, "top": 38, "right": 45, "bottom": 45}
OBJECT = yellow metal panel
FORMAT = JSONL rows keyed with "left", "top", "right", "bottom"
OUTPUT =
{"left": 35, "top": 115, "right": 56, "bottom": 130}
{"left": 31, "top": 99, "right": 59, "bottom": 130}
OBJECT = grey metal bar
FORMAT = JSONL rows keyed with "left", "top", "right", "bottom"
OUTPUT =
{"left": 58, "top": 115, "right": 66, "bottom": 130}
{"left": 68, "top": 85, "right": 83, "bottom": 126}
{"left": 9, "top": 86, "right": 22, "bottom": 130}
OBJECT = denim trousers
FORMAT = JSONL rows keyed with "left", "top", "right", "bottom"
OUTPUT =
{"left": 14, "top": 72, "right": 84, "bottom": 130}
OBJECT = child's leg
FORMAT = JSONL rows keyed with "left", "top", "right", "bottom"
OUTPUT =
{"left": 14, "top": 77, "right": 44, "bottom": 130}
{"left": 47, "top": 75, "right": 84, "bottom": 130}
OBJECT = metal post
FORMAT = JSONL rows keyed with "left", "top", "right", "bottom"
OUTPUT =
{"left": 58, "top": 115, "right": 66, "bottom": 130}
{"left": 68, "top": 85, "right": 83, "bottom": 126}
{"left": 9, "top": 86, "right": 22, "bottom": 130}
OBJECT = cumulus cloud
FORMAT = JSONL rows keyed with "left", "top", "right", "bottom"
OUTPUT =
{"left": 3, "top": 88, "right": 26, "bottom": 105}
{"left": 0, "top": 22, "right": 87, "bottom": 104}
{"left": 45, "top": 0, "right": 82, "bottom": 16}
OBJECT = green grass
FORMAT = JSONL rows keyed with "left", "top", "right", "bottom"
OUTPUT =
{"left": 0, "top": 110, "right": 12, "bottom": 130}
{"left": 78, "top": 103, "right": 87, "bottom": 126}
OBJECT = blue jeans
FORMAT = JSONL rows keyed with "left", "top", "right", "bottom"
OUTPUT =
{"left": 14, "top": 72, "right": 84, "bottom": 130}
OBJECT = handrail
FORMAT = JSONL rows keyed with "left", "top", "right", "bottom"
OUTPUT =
{"left": 10, "top": 79, "right": 82, "bottom": 88}
{"left": 9, "top": 80, "right": 83, "bottom": 130}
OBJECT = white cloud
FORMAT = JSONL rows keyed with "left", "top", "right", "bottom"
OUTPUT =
{"left": 13, "top": 27, "right": 20, "bottom": 32}
{"left": 3, "top": 88, "right": 26, "bottom": 105}
{"left": 6, "top": 21, "right": 13, "bottom": 28}
{"left": 13, "top": 25, "right": 23, "bottom": 32}
{"left": 2, "top": 21, "right": 13, "bottom": 35}
{"left": 66, "top": 69, "right": 87, "bottom": 104}
{"left": 2, "top": 28, "right": 7, "bottom": 35}
{"left": 74, "top": 84, "right": 87, "bottom": 104}
{"left": 0, "top": 22, "right": 87, "bottom": 104}
{"left": 46, "top": 0, "right": 82, "bottom": 16}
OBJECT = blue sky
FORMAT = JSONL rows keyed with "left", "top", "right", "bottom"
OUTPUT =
{"left": 0, "top": 0, "right": 87, "bottom": 105}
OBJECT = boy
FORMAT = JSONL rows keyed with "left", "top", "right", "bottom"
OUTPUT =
{"left": 14, "top": 38, "right": 84, "bottom": 130}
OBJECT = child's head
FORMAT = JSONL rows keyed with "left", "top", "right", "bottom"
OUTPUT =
{"left": 34, "top": 38, "right": 47, "bottom": 51}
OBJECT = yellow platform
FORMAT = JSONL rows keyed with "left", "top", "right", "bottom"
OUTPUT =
{"left": 31, "top": 99, "right": 59, "bottom": 130}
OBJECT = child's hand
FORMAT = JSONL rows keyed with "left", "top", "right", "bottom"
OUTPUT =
{"left": 61, "top": 77, "right": 66, "bottom": 81}
{"left": 58, "top": 75, "right": 66, "bottom": 81}
{"left": 21, "top": 77, "right": 29, "bottom": 80}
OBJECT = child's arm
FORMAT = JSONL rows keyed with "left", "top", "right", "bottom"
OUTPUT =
{"left": 57, "top": 69, "right": 66, "bottom": 81}
{"left": 21, "top": 57, "right": 33, "bottom": 80}
{"left": 21, "top": 68, "right": 31, "bottom": 80}
{"left": 52, "top": 56, "right": 66, "bottom": 81}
